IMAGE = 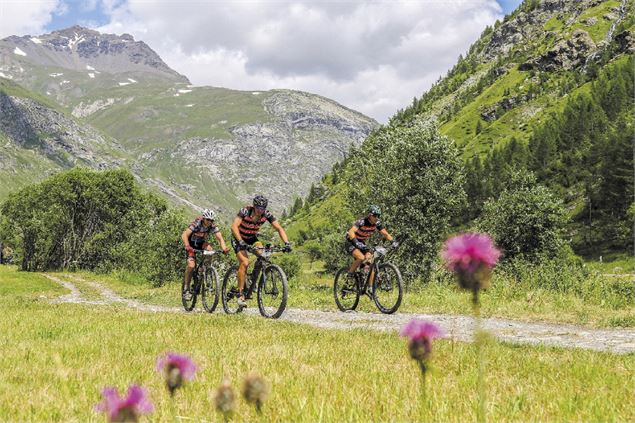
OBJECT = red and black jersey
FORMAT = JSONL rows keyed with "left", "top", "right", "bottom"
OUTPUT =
{"left": 237, "top": 206, "right": 276, "bottom": 240}
{"left": 188, "top": 217, "right": 220, "bottom": 247}
{"left": 348, "top": 217, "right": 384, "bottom": 242}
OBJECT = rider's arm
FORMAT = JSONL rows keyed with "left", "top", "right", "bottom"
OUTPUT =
{"left": 347, "top": 226, "right": 358, "bottom": 241}
{"left": 181, "top": 228, "right": 193, "bottom": 247}
{"left": 271, "top": 220, "right": 289, "bottom": 244}
{"left": 231, "top": 216, "right": 243, "bottom": 241}
{"left": 214, "top": 231, "right": 228, "bottom": 251}
{"left": 379, "top": 228, "right": 393, "bottom": 242}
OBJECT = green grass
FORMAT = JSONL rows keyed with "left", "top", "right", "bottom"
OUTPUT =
{"left": 0, "top": 265, "right": 633, "bottom": 422}
{"left": 570, "top": 0, "right": 622, "bottom": 43}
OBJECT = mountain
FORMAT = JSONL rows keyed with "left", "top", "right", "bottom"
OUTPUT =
{"left": 286, "top": 0, "right": 634, "bottom": 256}
{"left": 0, "top": 26, "right": 377, "bottom": 215}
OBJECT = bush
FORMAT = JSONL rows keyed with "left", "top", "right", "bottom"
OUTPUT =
{"left": 0, "top": 168, "right": 188, "bottom": 286}
{"left": 477, "top": 174, "right": 569, "bottom": 262}
{"left": 273, "top": 253, "right": 301, "bottom": 281}
{"left": 316, "top": 232, "right": 350, "bottom": 274}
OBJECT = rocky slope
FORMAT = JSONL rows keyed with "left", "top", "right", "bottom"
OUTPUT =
{"left": 0, "top": 26, "right": 378, "bottom": 216}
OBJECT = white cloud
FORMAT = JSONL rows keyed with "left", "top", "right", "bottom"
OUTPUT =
{"left": 0, "top": 0, "right": 503, "bottom": 123}
{"left": 96, "top": 0, "right": 503, "bottom": 123}
{"left": 0, "top": 0, "right": 63, "bottom": 38}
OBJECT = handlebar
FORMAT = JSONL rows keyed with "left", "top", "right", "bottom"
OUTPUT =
{"left": 245, "top": 244, "right": 288, "bottom": 254}
{"left": 194, "top": 249, "right": 223, "bottom": 256}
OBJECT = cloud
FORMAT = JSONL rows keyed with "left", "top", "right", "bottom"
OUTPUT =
{"left": 91, "top": 1, "right": 507, "bottom": 122}
{"left": 0, "top": 0, "right": 64, "bottom": 38}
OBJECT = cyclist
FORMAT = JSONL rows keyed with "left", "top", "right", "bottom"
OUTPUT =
{"left": 231, "top": 195, "right": 291, "bottom": 307}
{"left": 181, "top": 209, "right": 228, "bottom": 299}
{"left": 345, "top": 205, "right": 398, "bottom": 296}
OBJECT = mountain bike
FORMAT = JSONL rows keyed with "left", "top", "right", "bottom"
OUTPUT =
{"left": 221, "top": 245, "right": 289, "bottom": 319}
{"left": 182, "top": 249, "right": 222, "bottom": 312}
{"left": 334, "top": 244, "right": 403, "bottom": 314}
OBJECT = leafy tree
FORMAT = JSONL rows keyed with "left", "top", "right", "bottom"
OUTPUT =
{"left": 477, "top": 171, "right": 569, "bottom": 262}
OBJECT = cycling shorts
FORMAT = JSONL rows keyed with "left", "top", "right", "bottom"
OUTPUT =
{"left": 231, "top": 237, "right": 260, "bottom": 253}
{"left": 185, "top": 242, "right": 210, "bottom": 259}
{"left": 344, "top": 238, "right": 368, "bottom": 255}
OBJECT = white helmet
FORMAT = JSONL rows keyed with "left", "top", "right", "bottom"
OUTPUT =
{"left": 202, "top": 209, "right": 216, "bottom": 220}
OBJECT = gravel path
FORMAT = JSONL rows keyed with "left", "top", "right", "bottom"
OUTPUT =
{"left": 43, "top": 274, "right": 635, "bottom": 354}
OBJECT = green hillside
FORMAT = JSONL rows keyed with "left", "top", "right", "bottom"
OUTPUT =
{"left": 285, "top": 0, "right": 634, "bottom": 262}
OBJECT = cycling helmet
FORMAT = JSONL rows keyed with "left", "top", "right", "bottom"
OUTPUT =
{"left": 253, "top": 195, "right": 268, "bottom": 209}
{"left": 368, "top": 205, "right": 382, "bottom": 217}
{"left": 202, "top": 208, "right": 216, "bottom": 220}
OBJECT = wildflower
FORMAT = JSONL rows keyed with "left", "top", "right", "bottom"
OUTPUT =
{"left": 214, "top": 379, "right": 236, "bottom": 422}
{"left": 442, "top": 233, "right": 501, "bottom": 291}
{"left": 242, "top": 372, "right": 269, "bottom": 413}
{"left": 400, "top": 319, "right": 444, "bottom": 368}
{"left": 95, "top": 384, "right": 153, "bottom": 423}
{"left": 156, "top": 352, "right": 197, "bottom": 396}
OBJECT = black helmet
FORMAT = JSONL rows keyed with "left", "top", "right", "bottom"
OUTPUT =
{"left": 368, "top": 205, "right": 381, "bottom": 217}
{"left": 253, "top": 195, "right": 268, "bottom": 209}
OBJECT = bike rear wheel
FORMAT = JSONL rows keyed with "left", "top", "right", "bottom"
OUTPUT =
{"left": 182, "top": 272, "right": 198, "bottom": 312}
{"left": 333, "top": 267, "right": 360, "bottom": 312}
{"left": 257, "top": 264, "right": 288, "bottom": 318}
{"left": 221, "top": 266, "right": 244, "bottom": 314}
{"left": 201, "top": 266, "right": 220, "bottom": 313}
{"left": 373, "top": 262, "right": 403, "bottom": 314}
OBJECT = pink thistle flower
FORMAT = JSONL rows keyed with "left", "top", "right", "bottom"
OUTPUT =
{"left": 442, "top": 233, "right": 501, "bottom": 291}
{"left": 156, "top": 352, "right": 197, "bottom": 396}
{"left": 400, "top": 320, "right": 444, "bottom": 363}
{"left": 95, "top": 384, "right": 153, "bottom": 423}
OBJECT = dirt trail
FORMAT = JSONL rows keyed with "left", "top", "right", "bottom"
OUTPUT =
{"left": 42, "top": 274, "right": 635, "bottom": 354}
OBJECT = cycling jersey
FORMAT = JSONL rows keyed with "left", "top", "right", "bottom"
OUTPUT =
{"left": 188, "top": 217, "right": 220, "bottom": 249}
{"left": 236, "top": 206, "right": 276, "bottom": 240}
{"left": 347, "top": 217, "right": 384, "bottom": 242}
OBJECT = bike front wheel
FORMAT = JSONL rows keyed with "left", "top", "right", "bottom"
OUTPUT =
{"left": 257, "top": 264, "right": 288, "bottom": 318}
{"left": 202, "top": 266, "right": 220, "bottom": 313}
{"left": 333, "top": 267, "right": 360, "bottom": 312}
{"left": 221, "top": 266, "right": 244, "bottom": 314}
{"left": 373, "top": 262, "right": 403, "bottom": 314}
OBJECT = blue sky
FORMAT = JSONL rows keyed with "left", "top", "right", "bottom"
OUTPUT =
{"left": 45, "top": 0, "right": 110, "bottom": 31}
{"left": 497, "top": 0, "right": 524, "bottom": 14}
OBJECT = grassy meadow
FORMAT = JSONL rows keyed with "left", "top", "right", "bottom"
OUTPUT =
{"left": 1, "top": 266, "right": 634, "bottom": 422}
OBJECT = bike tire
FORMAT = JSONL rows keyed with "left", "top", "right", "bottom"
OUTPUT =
{"left": 182, "top": 273, "right": 198, "bottom": 312}
{"left": 373, "top": 262, "right": 403, "bottom": 314}
{"left": 257, "top": 264, "right": 288, "bottom": 319}
{"left": 201, "top": 266, "right": 220, "bottom": 313}
{"left": 333, "top": 267, "right": 360, "bottom": 312}
{"left": 221, "top": 266, "right": 244, "bottom": 314}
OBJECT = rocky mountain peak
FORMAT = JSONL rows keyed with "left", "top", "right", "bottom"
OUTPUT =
{"left": 0, "top": 25, "right": 188, "bottom": 83}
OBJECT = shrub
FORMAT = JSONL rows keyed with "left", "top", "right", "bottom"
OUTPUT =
{"left": 273, "top": 253, "right": 301, "bottom": 281}
{"left": 476, "top": 175, "right": 569, "bottom": 262}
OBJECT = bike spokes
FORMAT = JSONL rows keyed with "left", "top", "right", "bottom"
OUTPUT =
{"left": 334, "top": 268, "right": 360, "bottom": 312}
{"left": 221, "top": 267, "right": 244, "bottom": 314}
{"left": 373, "top": 263, "right": 403, "bottom": 314}
{"left": 257, "top": 264, "right": 288, "bottom": 319}
{"left": 201, "top": 267, "right": 220, "bottom": 313}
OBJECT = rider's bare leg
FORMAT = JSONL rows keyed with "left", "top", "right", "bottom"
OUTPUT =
{"left": 236, "top": 250, "right": 249, "bottom": 300}
{"left": 348, "top": 248, "right": 365, "bottom": 274}
{"left": 184, "top": 258, "right": 195, "bottom": 291}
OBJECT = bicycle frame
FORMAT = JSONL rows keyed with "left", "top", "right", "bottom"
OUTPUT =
{"left": 358, "top": 246, "right": 393, "bottom": 287}
{"left": 241, "top": 245, "right": 284, "bottom": 299}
